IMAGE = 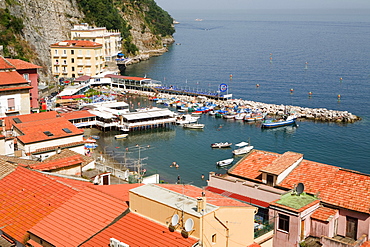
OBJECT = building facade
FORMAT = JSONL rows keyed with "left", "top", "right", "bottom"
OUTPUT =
{"left": 50, "top": 40, "right": 104, "bottom": 79}
{"left": 71, "top": 23, "right": 122, "bottom": 61}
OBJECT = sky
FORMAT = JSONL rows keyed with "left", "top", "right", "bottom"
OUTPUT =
{"left": 154, "top": 0, "right": 370, "bottom": 11}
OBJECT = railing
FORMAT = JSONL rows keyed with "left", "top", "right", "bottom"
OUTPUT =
{"left": 254, "top": 217, "right": 275, "bottom": 239}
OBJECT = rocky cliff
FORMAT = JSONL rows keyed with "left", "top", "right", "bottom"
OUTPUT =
{"left": 2, "top": 0, "right": 174, "bottom": 83}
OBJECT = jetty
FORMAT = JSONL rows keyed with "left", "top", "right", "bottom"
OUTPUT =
{"left": 123, "top": 89, "right": 361, "bottom": 124}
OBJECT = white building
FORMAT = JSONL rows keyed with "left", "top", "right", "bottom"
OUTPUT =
{"left": 71, "top": 23, "right": 122, "bottom": 62}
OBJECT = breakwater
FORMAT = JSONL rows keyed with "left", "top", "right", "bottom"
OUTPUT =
{"left": 124, "top": 89, "right": 361, "bottom": 123}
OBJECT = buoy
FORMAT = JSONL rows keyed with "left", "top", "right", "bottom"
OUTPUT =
{"left": 290, "top": 88, "right": 294, "bottom": 93}
{"left": 256, "top": 84, "right": 260, "bottom": 87}
{"left": 308, "top": 92, "right": 312, "bottom": 96}
{"left": 337, "top": 94, "right": 341, "bottom": 99}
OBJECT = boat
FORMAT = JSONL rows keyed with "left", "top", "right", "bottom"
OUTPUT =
{"left": 114, "top": 134, "right": 128, "bottom": 139}
{"left": 261, "top": 115, "right": 297, "bottom": 129}
{"left": 216, "top": 158, "right": 234, "bottom": 167}
{"left": 183, "top": 123, "right": 205, "bottom": 129}
{"left": 211, "top": 142, "right": 232, "bottom": 148}
{"left": 233, "top": 143, "right": 254, "bottom": 155}
{"left": 175, "top": 114, "right": 199, "bottom": 125}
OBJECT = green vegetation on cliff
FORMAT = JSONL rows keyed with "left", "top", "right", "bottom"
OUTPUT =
{"left": 0, "top": 8, "right": 33, "bottom": 60}
{"left": 76, "top": 0, "right": 174, "bottom": 55}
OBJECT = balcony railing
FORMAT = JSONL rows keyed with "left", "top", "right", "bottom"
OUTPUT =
{"left": 254, "top": 217, "right": 275, "bottom": 239}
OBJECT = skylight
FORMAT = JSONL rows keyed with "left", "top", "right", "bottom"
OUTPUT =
{"left": 13, "top": 118, "right": 22, "bottom": 123}
{"left": 43, "top": 131, "right": 54, "bottom": 136}
{"left": 62, "top": 128, "right": 72, "bottom": 133}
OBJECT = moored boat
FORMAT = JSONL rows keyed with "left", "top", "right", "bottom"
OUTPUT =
{"left": 211, "top": 142, "right": 232, "bottom": 148}
{"left": 114, "top": 134, "right": 128, "bottom": 139}
{"left": 261, "top": 115, "right": 297, "bottom": 128}
{"left": 216, "top": 158, "right": 234, "bottom": 167}
{"left": 183, "top": 123, "right": 205, "bottom": 129}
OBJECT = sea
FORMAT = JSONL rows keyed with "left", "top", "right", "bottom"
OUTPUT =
{"left": 96, "top": 9, "right": 370, "bottom": 187}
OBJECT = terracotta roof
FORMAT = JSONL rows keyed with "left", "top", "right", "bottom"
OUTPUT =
{"left": 0, "top": 56, "right": 15, "bottom": 69}
{"left": 0, "top": 160, "right": 16, "bottom": 179}
{"left": 42, "top": 149, "right": 94, "bottom": 167}
{"left": 0, "top": 71, "right": 28, "bottom": 85}
{"left": 81, "top": 212, "right": 199, "bottom": 247}
{"left": 158, "top": 184, "right": 250, "bottom": 207}
{"left": 74, "top": 75, "right": 91, "bottom": 82}
{"left": 29, "top": 141, "right": 86, "bottom": 155}
{"left": 311, "top": 207, "right": 338, "bottom": 222}
{"left": 228, "top": 149, "right": 280, "bottom": 181}
{"left": 29, "top": 154, "right": 85, "bottom": 171}
{"left": 0, "top": 155, "right": 39, "bottom": 166}
{"left": 0, "top": 167, "right": 88, "bottom": 243}
{"left": 247, "top": 243, "right": 262, "bottom": 247}
{"left": 361, "top": 241, "right": 370, "bottom": 247}
{"left": 259, "top": 151, "right": 303, "bottom": 175}
{"left": 60, "top": 110, "right": 96, "bottom": 120}
{"left": 50, "top": 40, "right": 102, "bottom": 48}
{"left": 6, "top": 59, "right": 42, "bottom": 70}
{"left": 15, "top": 117, "right": 83, "bottom": 144}
{"left": 0, "top": 85, "right": 33, "bottom": 91}
{"left": 93, "top": 183, "right": 142, "bottom": 202}
{"left": 4, "top": 111, "right": 59, "bottom": 130}
{"left": 230, "top": 150, "right": 370, "bottom": 214}
{"left": 29, "top": 186, "right": 128, "bottom": 247}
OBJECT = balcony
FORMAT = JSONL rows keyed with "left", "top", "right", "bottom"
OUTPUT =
{"left": 5, "top": 106, "right": 20, "bottom": 114}
{"left": 53, "top": 54, "right": 60, "bottom": 58}
{"left": 61, "top": 63, "right": 68, "bottom": 66}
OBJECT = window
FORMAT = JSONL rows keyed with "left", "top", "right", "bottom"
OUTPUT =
{"left": 7, "top": 98, "right": 15, "bottom": 111}
{"left": 266, "top": 174, "right": 274, "bottom": 186}
{"left": 63, "top": 50, "right": 67, "bottom": 55}
{"left": 346, "top": 216, "right": 358, "bottom": 240}
{"left": 278, "top": 214, "right": 290, "bottom": 232}
{"left": 54, "top": 50, "right": 58, "bottom": 55}
{"left": 72, "top": 67, "right": 75, "bottom": 71}
{"left": 71, "top": 50, "right": 74, "bottom": 55}
{"left": 43, "top": 131, "right": 54, "bottom": 136}
{"left": 62, "top": 128, "right": 72, "bottom": 133}
{"left": 71, "top": 58, "right": 75, "bottom": 63}
{"left": 211, "top": 234, "right": 216, "bottom": 243}
{"left": 23, "top": 73, "right": 29, "bottom": 80}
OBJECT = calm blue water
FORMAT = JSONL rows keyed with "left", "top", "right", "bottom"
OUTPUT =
{"left": 99, "top": 9, "right": 370, "bottom": 186}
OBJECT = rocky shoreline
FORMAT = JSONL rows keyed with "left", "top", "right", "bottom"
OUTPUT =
{"left": 125, "top": 89, "right": 361, "bottom": 124}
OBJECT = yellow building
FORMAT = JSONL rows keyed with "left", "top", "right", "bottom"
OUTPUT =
{"left": 71, "top": 23, "right": 122, "bottom": 62}
{"left": 50, "top": 40, "right": 104, "bottom": 79}
{"left": 129, "top": 184, "right": 257, "bottom": 247}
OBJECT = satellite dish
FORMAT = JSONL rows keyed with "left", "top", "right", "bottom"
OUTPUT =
{"left": 296, "top": 182, "right": 304, "bottom": 195}
{"left": 184, "top": 218, "right": 194, "bottom": 232}
{"left": 171, "top": 214, "right": 179, "bottom": 226}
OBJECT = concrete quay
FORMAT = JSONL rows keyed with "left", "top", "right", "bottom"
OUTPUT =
{"left": 125, "top": 89, "right": 361, "bottom": 123}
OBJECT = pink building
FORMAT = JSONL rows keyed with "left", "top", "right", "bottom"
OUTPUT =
{"left": 7, "top": 58, "right": 42, "bottom": 111}
{"left": 207, "top": 149, "right": 370, "bottom": 247}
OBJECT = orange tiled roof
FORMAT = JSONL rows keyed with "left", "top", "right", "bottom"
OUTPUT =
{"left": 80, "top": 211, "right": 199, "bottom": 247}
{"left": 29, "top": 186, "right": 128, "bottom": 247}
{"left": 30, "top": 141, "right": 85, "bottom": 155}
{"left": 311, "top": 207, "right": 338, "bottom": 222}
{"left": 50, "top": 40, "right": 102, "bottom": 48}
{"left": 29, "top": 154, "right": 85, "bottom": 171}
{"left": 361, "top": 241, "right": 370, "bottom": 247}
{"left": 247, "top": 243, "right": 262, "bottom": 247}
{"left": 60, "top": 110, "right": 96, "bottom": 120}
{"left": 4, "top": 111, "right": 59, "bottom": 130}
{"left": 259, "top": 151, "right": 303, "bottom": 175}
{"left": 0, "top": 71, "right": 28, "bottom": 85}
{"left": 93, "top": 183, "right": 143, "bottom": 202}
{"left": 6, "top": 59, "right": 42, "bottom": 70}
{"left": 15, "top": 117, "right": 83, "bottom": 144}
{"left": 158, "top": 184, "right": 250, "bottom": 207}
{"left": 0, "top": 167, "right": 89, "bottom": 243}
{"left": 229, "top": 150, "right": 280, "bottom": 181}
{"left": 0, "top": 56, "right": 15, "bottom": 69}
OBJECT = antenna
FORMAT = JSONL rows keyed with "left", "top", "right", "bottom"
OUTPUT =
{"left": 184, "top": 218, "right": 194, "bottom": 232}
{"left": 171, "top": 214, "right": 179, "bottom": 226}
{"left": 296, "top": 182, "right": 304, "bottom": 196}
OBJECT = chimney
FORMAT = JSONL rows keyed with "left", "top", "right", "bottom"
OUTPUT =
{"left": 197, "top": 192, "right": 206, "bottom": 213}
{"left": 56, "top": 146, "right": 61, "bottom": 154}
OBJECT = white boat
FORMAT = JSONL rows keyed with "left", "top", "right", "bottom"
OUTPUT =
{"left": 114, "top": 134, "right": 128, "bottom": 139}
{"left": 183, "top": 123, "right": 205, "bottom": 129}
{"left": 211, "top": 142, "right": 232, "bottom": 148}
{"left": 176, "top": 114, "right": 199, "bottom": 125}
{"left": 216, "top": 158, "right": 234, "bottom": 167}
{"left": 233, "top": 141, "right": 253, "bottom": 155}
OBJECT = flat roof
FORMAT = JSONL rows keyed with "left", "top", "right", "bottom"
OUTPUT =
{"left": 130, "top": 184, "right": 218, "bottom": 217}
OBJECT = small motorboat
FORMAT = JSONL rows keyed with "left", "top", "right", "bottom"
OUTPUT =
{"left": 183, "top": 123, "right": 205, "bottom": 129}
{"left": 261, "top": 115, "right": 297, "bottom": 128}
{"left": 211, "top": 142, "right": 232, "bottom": 148}
{"left": 114, "top": 134, "right": 128, "bottom": 139}
{"left": 216, "top": 158, "right": 234, "bottom": 167}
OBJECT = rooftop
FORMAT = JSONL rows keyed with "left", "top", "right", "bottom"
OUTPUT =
{"left": 271, "top": 192, "right": 319, "bottom": 211}
{"left": 6, "top": 59, "right": 42, "bottom": 70}
{"left": 259, "top": 151, "right": 303, "bottom": 175}
{"left": 311, "top": 206, "right": 338, "bottom": 222}
{"left": 50, "top": 40, "right": 102, "bottom": 48}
